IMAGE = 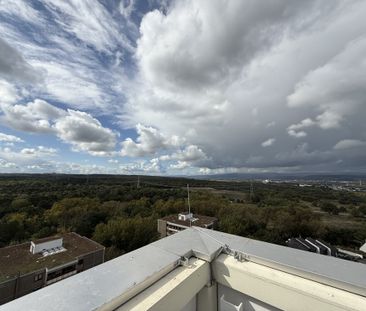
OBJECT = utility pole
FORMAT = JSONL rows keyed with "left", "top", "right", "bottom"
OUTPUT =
{"left": 250, "top": 180, "right": 254, "bottom": 201}
{"left": 187, "top": 184, "right": 192, "bottom": 227}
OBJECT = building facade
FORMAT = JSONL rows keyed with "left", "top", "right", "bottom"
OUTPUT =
{"left": 157, "top": 212, "right": 218, "bottom": 237}
{"left": 0, "top": 232, "right": 105, "bottom": 305}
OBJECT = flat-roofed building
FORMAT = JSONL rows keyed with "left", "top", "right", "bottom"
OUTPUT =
{"left": 2, "top": 227, "right": 366, "bottom": 311}
{"left": 0, "top": 232, "right": 105, "bottom": 305}
{"left": 157, "top": 212, "right": 218, "bottom": 237}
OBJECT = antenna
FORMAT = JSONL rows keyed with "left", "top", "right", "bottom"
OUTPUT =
{"left": 250, "top": 180, "right": 254, "bottom": 201}
{"left": 187, "top": 184, "right": 191, "bottom": 215}
{"left": 187, "top": 184, "right": 192, "bottom": 227}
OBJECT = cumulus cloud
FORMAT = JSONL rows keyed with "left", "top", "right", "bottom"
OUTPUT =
{"left": 54, "top": 110, "right": 117, "bottom": 156}
{"left": 0, "top": 90, "right": 117, "bottom": 156}
{"left": 118, "top": 158, "right": 162, "bottom": 174}
{"left": 0, "top": 99, "right": 64, "bottom": 133}
{"left": 0, "top": 145, "right": 58, "bottom": 171}
{"left": 0, "top": 132, "right": 24, "bottom": 143}
{"left": 20, "top": 146, "right": 57, "bottom": 156}
{"left": 161, "top": 145, "right": 207, "bottom": 162}
{"left": 121, "top": 124, "right": 182, "bottom": 157}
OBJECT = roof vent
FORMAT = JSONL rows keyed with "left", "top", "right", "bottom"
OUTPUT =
{"left": 178, "top": 213, "right": 193, "bottom": 221}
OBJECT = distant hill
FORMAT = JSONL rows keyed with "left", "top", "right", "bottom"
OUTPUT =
{"left": 192, "top": 172, "right": 366, "bottom": 181}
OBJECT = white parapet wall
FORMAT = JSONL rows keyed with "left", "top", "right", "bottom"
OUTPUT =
{"left": 4, "top": 228, "right": 366, "bottom": 311}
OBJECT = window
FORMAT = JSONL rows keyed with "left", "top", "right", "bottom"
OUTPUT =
{"left": 34, "top": 273, "right": 43, "bottom": 282}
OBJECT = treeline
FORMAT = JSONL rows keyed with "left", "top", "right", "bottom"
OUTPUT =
{"left": 0, "top": 175, "right": 365, "bottom": 260}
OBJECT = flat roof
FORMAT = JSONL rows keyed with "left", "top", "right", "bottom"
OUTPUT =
{"left": 161, "top": 214, "right": 217, "bottom": 227}
{"left": 0, "top": 232, "right": 104, "bottom": 282}
{"left": 1, "top": 227, "right": 366, "bottom": 311}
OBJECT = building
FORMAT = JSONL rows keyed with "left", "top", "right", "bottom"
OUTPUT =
{"left": 1, "top": 227, "right": 365, "bottom": 310}
{"left": 286, "top": 237, "right": 338, "bottom": 256}
{"left": 0, "top": 232, "right": 105, "bottom": 305}
{"left": 157, "top": 212, "right": 218, "bottom": 237}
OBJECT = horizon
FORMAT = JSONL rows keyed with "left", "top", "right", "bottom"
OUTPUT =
{"left": 1, "top": 1, "right": 366, "bottom": 175}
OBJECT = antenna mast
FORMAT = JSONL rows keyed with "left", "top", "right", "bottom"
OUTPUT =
{"left": 187, "top": 184, "right": 192, "bottom": 227}
{"left": 187, "top": 184, "right": 191, "bottom": 215}
{"left": 250, "top": 180, "right": 254, "bottom": 201}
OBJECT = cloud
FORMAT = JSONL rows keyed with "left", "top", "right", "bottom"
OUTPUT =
{"left": 169, "top": 161, "right": 190, "bottom": 170}
{"left": 41, "top": 0, "right": 134, "bottom": 54}
{"left": 161, "top": 145, "right": 207, "bottom": 162}
{"left": 0, "top": 80, "right": 19, "bottom": 104}
{"left": 0, "top": 0, "right": 41, "bottom": 24}
{"left": 121, "top": 124, "right": 182, "bottom": 157}
{"left": 261, "top": 138, "right": 276, "bottom": 147}
{"left": 0, "top": 158, "right": 17, "bottom": 170}
{"left": 0, "top": 145, "right": 58, "bottom": 171}
{"left": 0, "top": 90, "right": 117, "bottom": 155}
{"left": 122, "top": 0, "right": 366, "bottom": 172}
{"left": 334, "top": 139, "right": 366, "bottom": 150}
{"left": 20, "top": 146, "right": 57, "bottom": 156}
{"left": 118, "top": 158, "right": 162, "bottom": 174}
{"left": 0, "top": 99, "right": 64, "bottom": 133}
{"left": 288, "top": 130, "right": 307, "bottom": 138}
{"left": 54, "top": 110, "right": 117, "bottom": 156}
{"left": 1, "top": 0, "right": 366, "bottom": 173}
{"left": 287, "top": 36, "right": 366, "bottom": 130}
{"left": 0, "top": 37, "right": 41, "bottom": 83}
{"left": 287, "top": 112, "right": 343, "bottom": 137}
{"left": 0, "top": 132, "right": 24, "bottom": 143}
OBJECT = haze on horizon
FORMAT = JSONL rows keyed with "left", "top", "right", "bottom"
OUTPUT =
{"left": 0, "top": 0, "right": 366, "bottom": 175}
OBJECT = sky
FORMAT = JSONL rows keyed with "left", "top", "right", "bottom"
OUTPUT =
{"left": 0, "top": 0, "right": 366, "bottom": 175}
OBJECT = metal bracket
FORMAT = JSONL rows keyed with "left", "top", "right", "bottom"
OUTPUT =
{"left": 221, "top": 244, "right": 249, "bottom": 262}
{"left": 178, "top": 256, "right": 190, "bottom": 267}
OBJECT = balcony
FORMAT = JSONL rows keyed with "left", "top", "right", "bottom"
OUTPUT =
{"left": 2, "top": 227, "right": 366, "bottom": 310}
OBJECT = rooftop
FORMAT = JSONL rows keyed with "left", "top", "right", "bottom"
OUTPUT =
{"left": 161, "top": 213, "right": 217, "bottom": 227}
{"left": 0, "top": 232, "right": 104, "bottom": 282}
{"left": 2, "top": 227, "right": 366, "bottom": 310}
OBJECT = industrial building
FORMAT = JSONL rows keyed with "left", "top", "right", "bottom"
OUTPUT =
{"left": 157, "top": 212, "right": 218, "bottom": 237}
{"left": 0, "top": 232, "right": 105, "bottom": 305}
{"left": 2, "top": 227, "right": 366, "bottom": 310}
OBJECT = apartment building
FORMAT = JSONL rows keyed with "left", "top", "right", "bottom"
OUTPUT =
{"left": 0, "top": 232, "right": 105, "bottom": 305}
{"left": 157, "top": 212, "right": 218, "bottom": 237}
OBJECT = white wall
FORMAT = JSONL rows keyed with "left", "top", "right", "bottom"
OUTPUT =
{"left": 31, "top": 238, "right": 63, "bottom": 254}
{"left": 218, "top": 284, "right": 280, "bottom": 311}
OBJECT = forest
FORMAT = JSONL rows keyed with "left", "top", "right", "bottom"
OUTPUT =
{"left": 0, "top": 174, "right": 365, "bottom": 260}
